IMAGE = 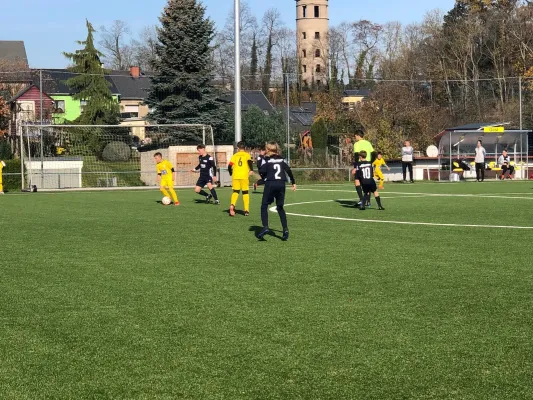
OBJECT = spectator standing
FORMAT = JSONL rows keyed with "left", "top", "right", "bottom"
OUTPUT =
{"left": 401, "top": 141, "right": 414, "bottom": 183}
{"left": 474, "top": 140, "right": 486, "bottom": 182}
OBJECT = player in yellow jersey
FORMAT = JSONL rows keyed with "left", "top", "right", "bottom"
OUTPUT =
{"left": 228, "top": 141, "right": 253, "bottom": 216}
{"left": 372, "top": 152, "right": 390, "bottom": 190}
{"left": 154, "top": 152, "right": 179, "bottom": 206}
{"left": 0, "top": 160, "right": 5, "bottom": 194}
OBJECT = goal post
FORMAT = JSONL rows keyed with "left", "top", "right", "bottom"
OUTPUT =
{"left": 19, "top": 123, "right": 233, "bottom": 190}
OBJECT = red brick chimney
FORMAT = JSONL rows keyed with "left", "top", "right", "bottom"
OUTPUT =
{"left": 130, "top": 66, "right": 140, "bottom": 78}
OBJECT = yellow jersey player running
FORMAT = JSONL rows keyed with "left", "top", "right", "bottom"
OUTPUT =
{"left": 154, "top": 152, "right": 179, "bottom": 206}
{"left": 228, "top": 141, "right": 253, "bottom": 216}
{"left": 0, "top": 160, "right": 5, "bottom": 194}
{"left": 372, "top": 152, "right": 390, "bottom": 190}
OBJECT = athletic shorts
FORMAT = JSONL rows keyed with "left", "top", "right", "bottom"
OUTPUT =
{"left": 196, "top": 177, "right": 213, "bottom": 187}
{"left": 262, "top": 182, "right": 286, "bottom": 206}
{"left": 374, "top": 170, "right": 384, "bottom": 181}
{"left": 160, "top": 178, "right": 173, "bottom": 188}
{"left": 232, "top": 179, "right": 249, "bottom": 192}
{"left": 362, "top": 181, "right": 377, "bottom": 194}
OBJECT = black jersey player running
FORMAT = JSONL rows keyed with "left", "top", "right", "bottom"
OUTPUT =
{"left": 355, "top": 150, "right": 384, "bottom": 211}
{"left": 191, "top": 144, "right": 220, "bottom": 204}
{"left": 256, "top": 142, "right": 296, "bottom": 241}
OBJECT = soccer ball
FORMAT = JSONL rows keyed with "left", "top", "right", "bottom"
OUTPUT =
{"left": 162, "top": 196, "right": 172, "bottom": 205}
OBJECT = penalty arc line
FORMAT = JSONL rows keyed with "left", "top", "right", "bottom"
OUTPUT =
{"left": 269, "top": 200, "right": 533, "bottom": 230}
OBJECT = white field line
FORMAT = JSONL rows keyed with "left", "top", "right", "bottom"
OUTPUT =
{"left": 300, "top": 181, "right": 530, "bottom": 187}
{"left": 300, "top": 186, "right": 533, "bottom": 197}
{"left": 269, "top": 199, "right": 533, "bottom": 230}
{"left": 267, "top": 195, "right": 433, "bottom": 209}
{"left": 297, "top": 188, "right": 533, "bottom": 200}
{"left": 299, "top": 185, "right": 533, "bottom": 197}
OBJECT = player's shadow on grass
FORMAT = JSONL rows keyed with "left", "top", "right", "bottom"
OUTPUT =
{"left": 223, "top": 208, "right": 247, "bottom": 216}
{"left": 335, "top": 199, "right": 358, "bottom": 208}
{"left": 248, "top": 225, "right": 284, "bottom": 241}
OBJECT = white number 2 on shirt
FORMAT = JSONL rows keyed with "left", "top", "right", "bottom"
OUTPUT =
{"left": 274, "top": 164, "right": 281, "bottom": 180}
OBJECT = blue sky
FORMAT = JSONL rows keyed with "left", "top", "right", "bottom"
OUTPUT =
{"left": 3, "top": 0, "right": 455, "bottom": 68}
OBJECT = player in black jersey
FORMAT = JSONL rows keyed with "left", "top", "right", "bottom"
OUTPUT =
{"left": 191, "top": 144, "right": 220, "bottom": 204}
{"left": 355, "top": 150, "right": 384, "bottom": 211}
{"left": 256, "top": 142, "right": 296, "bottom": 241}
{"left": 253, "top": 146, "right": 267, "bottom": 192}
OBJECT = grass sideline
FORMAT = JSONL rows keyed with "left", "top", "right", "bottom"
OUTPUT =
{"left": 1, "top": 181, "right": 533, "bottom": 399}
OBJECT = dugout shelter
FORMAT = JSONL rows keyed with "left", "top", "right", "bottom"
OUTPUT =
{"left": 437, "top": 123, "right": 530, "bottom": 181}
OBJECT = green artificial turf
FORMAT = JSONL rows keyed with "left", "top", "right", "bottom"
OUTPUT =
{"left": 1, "top": 181, "right": 532, "bottom": 399}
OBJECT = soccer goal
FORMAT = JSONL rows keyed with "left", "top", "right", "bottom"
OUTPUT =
{"left": 19, "top": 123, "right": 232, "bottom": 190}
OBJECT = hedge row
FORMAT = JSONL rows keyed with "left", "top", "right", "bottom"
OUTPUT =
{"left": 2, "top": 159, "right": 22, "bottom": 192}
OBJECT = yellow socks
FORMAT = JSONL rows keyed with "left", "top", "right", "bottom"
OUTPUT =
{"left": 243, "top": 193, "right": 250, "bottom": 212}
{"left": 168, "top": 187, "right": 178, "bottom": 203}
{"left": 231, "top": 191, "right": 239, "bottom": 207}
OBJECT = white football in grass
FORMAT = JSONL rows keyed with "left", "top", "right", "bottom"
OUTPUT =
{"left": 162, "top": 196, "right": 172, "bottom": 205}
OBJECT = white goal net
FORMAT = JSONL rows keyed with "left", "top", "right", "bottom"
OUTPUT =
{"left": 20, "top": 123, "right": 217, "bottom": 190}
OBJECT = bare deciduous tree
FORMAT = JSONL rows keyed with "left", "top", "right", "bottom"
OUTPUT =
{"left": 216, "top": 0, "right": 259, "bottom": 84}
{"left": 261, "top": 8, "right": 283, "bottom": 93}
{"left": 132, "top": 25, "right": 159, "bottom": 71}
{"left": 99, "top": 20, "right": 132, "bottom": 70}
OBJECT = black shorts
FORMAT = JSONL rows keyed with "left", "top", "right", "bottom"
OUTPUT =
{"left": 262, "top": 182, "right": 286, "bottom": 206}
{"left": 362, "top": 181, "right": 377, "bottom": 194}
{"left": 196, "top": 177, "right": 213, "bottom": 187}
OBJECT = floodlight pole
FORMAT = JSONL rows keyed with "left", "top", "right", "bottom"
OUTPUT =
{"left": 20, "top": 126, "right": 25, "bottom": 190}
{"left": 527, "top": 131, "right": 529, "bottom": 181}
{"left": 286, "top": 72, "right": 291, "bottom": 164}
{"left": 519, "top": 76, "right": 523, "bottom": 130}
{"left": 234, "top": 0, "right": 242, "bottom": 145}
{"left": 40, "top": 69, "right": 44, "bottom": 189}
{"left": 449, "top": 131, "right": 452, "bottom": 182}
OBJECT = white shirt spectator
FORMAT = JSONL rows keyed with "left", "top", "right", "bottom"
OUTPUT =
{"left": 474, "top": 146, "right": 486, "bottom": 163}
{"left": 402, "top": 146, "right": 414, "bottom": 162}
{"left": 498, "top": 154, "right": 510, "bottom": 166}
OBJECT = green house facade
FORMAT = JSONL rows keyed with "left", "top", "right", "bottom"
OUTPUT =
{"left": 42, "top": 69, "right": 121, "bottom": 123}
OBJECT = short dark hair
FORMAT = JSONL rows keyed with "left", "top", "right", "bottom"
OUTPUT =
{"left": 154, "top": 152, "right": 162, "bottom": 158}
{"left": 477, "top": 140, "right": 482, "bottom": 144}
{"left": 359, "top": 150, "right": 367, "bottom": 158}
{"left": 237, "top": 141, "right": 245, "bottom": 149}
{"left": 377, "top": 151, "right": 382, "bottom": 155}
{"left": 197, "top": 144, "right": 205, "bottom": 150}
{"left": 355, "top": 129, "right": 364, "bottom": 137}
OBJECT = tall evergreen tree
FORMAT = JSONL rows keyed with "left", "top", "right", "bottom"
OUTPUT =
{"left": 249, "top": 35, "right": 258, "bottom": 90}
{"left": 63, "top": 20, "right": 120, "bottom": 125}
{"left": 262, "top": 33, "right": 273, "bottom": 95}
{"left": 146, "top": 0, "right": 225, "bottom": 132}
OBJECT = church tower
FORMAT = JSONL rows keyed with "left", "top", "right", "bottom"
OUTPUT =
{"left": 295, "top": 0, "right": 329, "bottom": 88}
